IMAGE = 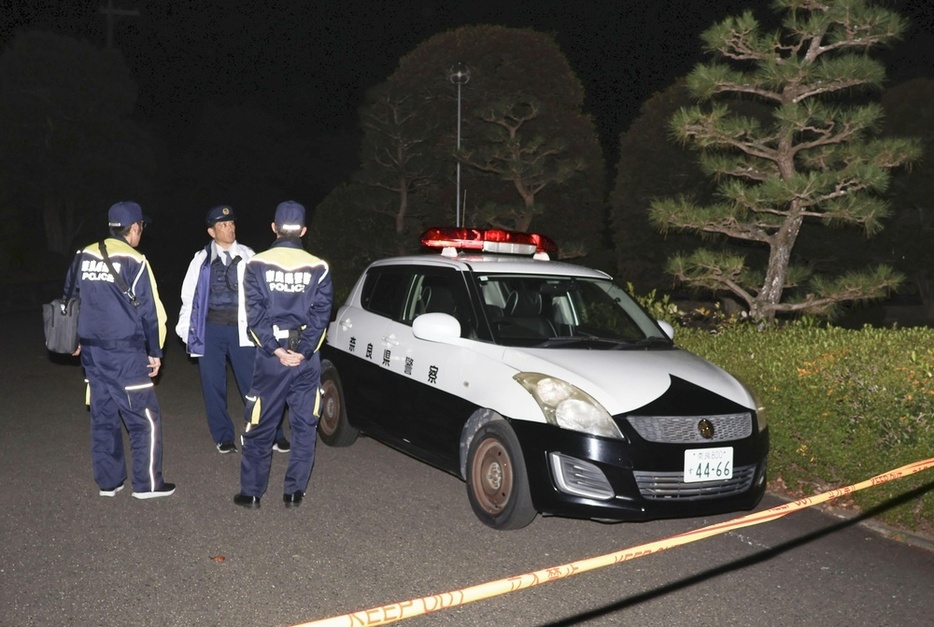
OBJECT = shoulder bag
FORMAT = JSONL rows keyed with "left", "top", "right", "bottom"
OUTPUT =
{"left": 42, "top": 252, "right": 81, "bottom": 354}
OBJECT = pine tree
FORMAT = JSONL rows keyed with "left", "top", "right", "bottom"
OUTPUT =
{"left": 649, "top": 0, "right": 921, "bottom": 324}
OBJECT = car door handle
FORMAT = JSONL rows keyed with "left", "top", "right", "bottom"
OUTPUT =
{"left": 339, "top": 317, "right": 352, "bottom": 331}
{"left": 382, "top": 334, "right": 399, "bottom": 346}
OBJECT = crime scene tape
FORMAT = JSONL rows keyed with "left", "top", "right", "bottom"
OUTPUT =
{"left": 293, "top": 457, "right": 934, "bottom": 627}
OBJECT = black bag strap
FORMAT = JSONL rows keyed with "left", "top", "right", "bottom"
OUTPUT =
{"left": 98, "top": 241, "right": 140, "bottom": 308}
{"left": 223, "top": 254, "right": 242, "bottom": 292}
{"left": 60, "top": 250, "right": 82, "bottom": 314}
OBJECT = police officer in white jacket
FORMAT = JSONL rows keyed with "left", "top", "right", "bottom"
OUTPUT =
{"left": 176, "top": 205, "right": 289, "bottom": 453}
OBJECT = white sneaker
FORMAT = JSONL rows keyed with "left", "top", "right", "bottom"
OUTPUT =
{"left": 132, "top": 483, "right": 176, "bottom": 499}
{"left": 99, "top": 483, "right": 125, "bottom": 497}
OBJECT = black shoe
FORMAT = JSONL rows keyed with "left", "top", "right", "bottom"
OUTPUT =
{"left": 283, "top": 491, "right": 303, "bottom": 507}
{"left": 273, "top": 438, "right": 291, "bottom": 453}
{"left": 132, "top": 483, "right": 176, "bottom": 500}
{"left": 216, "top": 441, "right": 237, "bottom": 454}
{"left": 234, "top": 493, "right": 261, "bottom": 508}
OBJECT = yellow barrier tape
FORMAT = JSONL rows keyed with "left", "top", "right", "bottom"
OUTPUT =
{"left": 294, "top": 457, "right": 934, "bottom": 627}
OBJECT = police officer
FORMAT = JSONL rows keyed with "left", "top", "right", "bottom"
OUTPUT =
{"left": 64, "top": 201, "right": 175, "bottom": 499}
{"left": 234, "top": 201, "right": 332, "bottom": 508}
{"left": 176, "top": 205, "right": 289, "bottom": 453}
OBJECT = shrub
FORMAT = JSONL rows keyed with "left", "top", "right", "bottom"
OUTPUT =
{"left": 675, "top": 324, "right": 934, "bottom": 536}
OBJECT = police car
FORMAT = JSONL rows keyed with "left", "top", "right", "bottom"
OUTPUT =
{"left": 319, "top": 228, "right": 768, "bottom": 529}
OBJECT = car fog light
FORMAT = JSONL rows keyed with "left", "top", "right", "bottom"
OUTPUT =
{"left": 549, "top": 452, "right": 614, "bottom": 500}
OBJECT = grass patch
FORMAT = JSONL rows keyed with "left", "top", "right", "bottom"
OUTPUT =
{"left": 675, "top": 324, "right": 934, "bottom": 536}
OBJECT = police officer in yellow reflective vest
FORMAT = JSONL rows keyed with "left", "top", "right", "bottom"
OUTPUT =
{"left": 64, "top": 201, "right": 175, "bottom": 499}
{"left": 234, "top": 201, "right": 332, "bottom": 508}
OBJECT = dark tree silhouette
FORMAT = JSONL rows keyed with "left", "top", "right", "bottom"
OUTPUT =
{"left": 649, "top": 0, "right": 922, "bottom": 324}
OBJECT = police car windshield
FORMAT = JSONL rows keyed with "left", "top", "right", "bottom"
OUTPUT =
{"left": 474, "top": 274, "right": 671, "bottom": 349}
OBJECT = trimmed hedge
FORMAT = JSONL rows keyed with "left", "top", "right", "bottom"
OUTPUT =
{"left": 675, "top": 324, "right": 934, "bottom": 536}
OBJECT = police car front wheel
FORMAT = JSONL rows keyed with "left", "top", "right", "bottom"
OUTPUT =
{"left": 466, "top": 421, "right": 536, "bottom": 530}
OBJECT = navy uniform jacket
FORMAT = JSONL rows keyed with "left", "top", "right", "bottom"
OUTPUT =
{"left": 176, "top": 240, "right": 255, "bottom": 357}
{"left": 244, "top": 238, "right": 332, "bottom": 358}
{"left": 64, "top": 237, "right": 167, "bottom": 357}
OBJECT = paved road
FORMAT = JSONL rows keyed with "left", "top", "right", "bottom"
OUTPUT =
{"left": 2, "top": 310, "right": 933, "bottom": 627}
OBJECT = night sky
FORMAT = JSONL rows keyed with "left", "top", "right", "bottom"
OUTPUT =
{"left": 3, "top": 0, "right": 932, "bottom": 187}
{"left": 120, "top": 0, "right": 768, "bottom": 157}
{"left": 5, "top": 0, "right": 930, "bottom": 165}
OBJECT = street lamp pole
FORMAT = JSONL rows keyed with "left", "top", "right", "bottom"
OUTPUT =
{"left": 448, "top": 63, "right": 470, "bottom": 227}
{"left": 99, "top": 0, "right": 139, "bottom": 50}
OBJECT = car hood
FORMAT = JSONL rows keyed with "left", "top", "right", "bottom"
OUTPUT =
{"left": 500, "top": 346, "right": 754, "bottom": 415}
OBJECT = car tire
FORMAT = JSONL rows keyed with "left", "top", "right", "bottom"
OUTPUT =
{"left": 318, "top": 360, "right": 359, "bottom": 447}
{"left": 466, "top": 420, "right": 536, "bottom": 530}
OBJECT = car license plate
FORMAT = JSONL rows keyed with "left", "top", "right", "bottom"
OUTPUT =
{"left": 684, "top": 447, "right": 733, "bottom": 483}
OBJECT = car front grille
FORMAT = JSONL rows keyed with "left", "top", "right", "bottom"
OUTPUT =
{"left": 633, "top": 464, "right": 757, "bottom": 500}
{"left": 625, "top": 412, "right": 753, "bottom": 444}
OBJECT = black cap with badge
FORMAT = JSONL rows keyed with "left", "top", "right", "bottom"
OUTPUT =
{"left": 206, "top": 205, "right": 236, "bottom": 226}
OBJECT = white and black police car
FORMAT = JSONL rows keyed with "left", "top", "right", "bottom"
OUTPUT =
{"left": 319, "top": 227, "right": 769, "bottom": 529}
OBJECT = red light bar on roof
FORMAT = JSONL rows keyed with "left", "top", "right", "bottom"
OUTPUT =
{"left": 420, "top": 227, "right": 558, "bottom": 256}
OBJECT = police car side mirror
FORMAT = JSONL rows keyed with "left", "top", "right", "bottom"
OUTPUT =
{"left": 657, "top": 320, "right": 675, "bottom": 340}
{"left": 413, "top": 312, "right": 461, "bottom": 343}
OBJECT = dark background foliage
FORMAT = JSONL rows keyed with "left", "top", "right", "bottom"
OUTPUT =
{"left": 1, "top": 1, "right": 931, "bottom": 322}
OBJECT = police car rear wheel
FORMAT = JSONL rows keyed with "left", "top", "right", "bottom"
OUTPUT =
{"left": 466, "top": 421, "right": 536, "bottom": 530}
{"left": 318, "top": 361, "right": 358, "bottom": 447}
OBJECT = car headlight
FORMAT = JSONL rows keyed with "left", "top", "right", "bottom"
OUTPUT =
{"left": 736, "top": 376, "right": 767, "bottom": 433}
{"left": 754, "top": 395, "right": 767, "bottom": 432}
{"left": 514, "top": 373, "right": 624, "bottom": 439}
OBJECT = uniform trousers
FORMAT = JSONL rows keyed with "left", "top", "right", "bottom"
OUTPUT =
{"left": 240, "top": 349, "right": 321, "bottom": 497}
{"left": 81, "top": 344, "right": 166, "bottom": 492}
{"left": 199, "top": 323, "right": 285, "bottom": 444}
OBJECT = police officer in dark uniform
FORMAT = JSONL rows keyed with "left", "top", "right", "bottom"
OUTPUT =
{"left": 176, "top": 205, "right": 290, "bottom": 453}
{"left": 234, "top": 201, "right": 332, "bottom": 508}
{"left": 64, "top": 201, "right": 175, "bottom": 499}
